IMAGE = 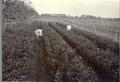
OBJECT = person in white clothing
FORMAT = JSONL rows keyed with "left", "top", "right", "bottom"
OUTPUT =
{"left": 66, "top": 25, "right": 72, "bottom": 31}
{"left": 35, "top": 29, "right": 43, "bottom": 37}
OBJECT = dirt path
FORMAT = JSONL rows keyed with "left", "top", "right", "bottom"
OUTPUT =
{"left": 31, "top": 37, "right": 50, "bottom": 82}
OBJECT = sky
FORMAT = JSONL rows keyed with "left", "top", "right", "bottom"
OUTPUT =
{"left": 29, "top": 0, "right": 119, "bottom": 18}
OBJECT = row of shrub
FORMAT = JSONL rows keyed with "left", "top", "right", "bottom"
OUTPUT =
{"left": 2, "top": 24, "right": 34, "bottom": 81}
{"left": 37, "top": 21, "right": 99, "bottom": 82}
{"left": 56, "top": 22, "right": 119, "bottom": 54}
{"left": 49, "top": 22, "right": 119, "bottom": 82}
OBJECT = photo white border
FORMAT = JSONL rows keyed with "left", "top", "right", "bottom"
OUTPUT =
{"left": 0, "top": 0, "right": 2, "bottom": 81}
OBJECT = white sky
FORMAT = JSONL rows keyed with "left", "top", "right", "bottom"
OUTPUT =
{"left": 30, "top": 0, "right": 119, "bottom": 18}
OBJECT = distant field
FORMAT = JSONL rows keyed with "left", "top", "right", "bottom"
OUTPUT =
{"left": 2, "top": 16, "right": 119, "bottom": 82}
{"left": 63, "top": 18, "right": 120, "bottom": 41}
{"left": 36, "top": 16, "right": 120, "bottom": 42}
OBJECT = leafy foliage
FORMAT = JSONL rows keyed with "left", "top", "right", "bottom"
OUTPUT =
{"left": 3, "top": 0, "right": 38, "bottom": 21}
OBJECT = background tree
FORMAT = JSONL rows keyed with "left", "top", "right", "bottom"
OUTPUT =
{"left": 2, "top": 0, "right": 38, "bottom": 32}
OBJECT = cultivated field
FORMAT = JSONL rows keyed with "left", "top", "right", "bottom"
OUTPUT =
{"left": 2, "top": 17, "right": 119, "bottom": 82}
{"left": 36, "top": 16, "right": 120, "bottom": 41}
